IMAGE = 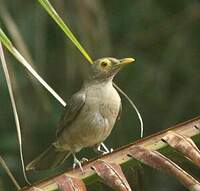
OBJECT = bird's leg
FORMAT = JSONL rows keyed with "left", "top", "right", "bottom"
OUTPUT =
{"left": 72, "top": 153, "right": 84, "bottom": 173}
{"left": 81, "top": 157, "right": 89, "bottom": 162}
{"left": 101, "top": 143, "right": 113, "bottom": 154}
{"left": 93, "top": 143, "right": 113, "bottom": 155}
{"left": 93, "top": 144, "right": 105, "bottom": 154}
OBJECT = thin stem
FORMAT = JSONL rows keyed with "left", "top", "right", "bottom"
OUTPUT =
{"left": 0, "top": 43, "right": 30, "bottom": 185}
{"left": 113, "top": 83, "right": 144, "bottom": 138}
{"left": 0, "top": 155, "right": 21, "bottom": 190}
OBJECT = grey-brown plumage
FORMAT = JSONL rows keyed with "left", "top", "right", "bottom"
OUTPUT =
{"left": 26, "top": 57, "right": 135, "bottom": 171}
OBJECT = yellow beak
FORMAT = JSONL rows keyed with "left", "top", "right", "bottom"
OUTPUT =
{"left": 119, "top": 58, "right": 135, "bottom": 65}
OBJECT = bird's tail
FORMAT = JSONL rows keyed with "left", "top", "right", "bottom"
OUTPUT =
{"left": 26, "top": 144, "right": 71, "bottom": 171}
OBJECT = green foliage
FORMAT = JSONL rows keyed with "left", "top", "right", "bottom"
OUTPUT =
{"left": 0, "top": 0, "right": 200, "bottom": 190}
{"left": 37, "top": 0, "right": 93, "bottom": 64}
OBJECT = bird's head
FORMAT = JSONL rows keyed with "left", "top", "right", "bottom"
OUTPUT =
{"left": 88, "top": 57, "right": 135, "bottom": 82}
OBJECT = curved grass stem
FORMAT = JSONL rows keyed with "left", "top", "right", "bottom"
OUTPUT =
{"left": 0, "top": 42, "right": 30, "bottom": 185}
{"left": 113, "top": 83, "right": 144, "bottom": 138}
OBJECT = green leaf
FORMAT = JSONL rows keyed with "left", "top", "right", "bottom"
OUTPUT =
{"left": 0, "top": 29, "right": 13, "bottom": 52}
{"left": 37, "top": 0, "right": 93, "bottom": 64}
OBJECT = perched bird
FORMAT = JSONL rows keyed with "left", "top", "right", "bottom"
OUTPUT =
{"left": 26, "top": 57, "right": 135, "bottom": 171}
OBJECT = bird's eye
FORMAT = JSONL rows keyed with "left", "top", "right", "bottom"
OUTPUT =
{"left": 101, "top": 61, "right": 108, "bottom": 68}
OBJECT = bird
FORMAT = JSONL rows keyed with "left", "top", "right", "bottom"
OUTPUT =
{"left": 26, "top": 57, "right": 135, "bottom": 172}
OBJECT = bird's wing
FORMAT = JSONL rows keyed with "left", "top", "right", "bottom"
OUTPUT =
{"left": 56, "top": 92, "right": 86, "bottom": 137}
{"left": 117, "top": 101, "right": 122, "bottom": 121}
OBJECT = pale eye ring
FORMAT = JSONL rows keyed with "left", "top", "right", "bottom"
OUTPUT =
{"left": 101, "top": 61, "right": 108, "bottom": 68}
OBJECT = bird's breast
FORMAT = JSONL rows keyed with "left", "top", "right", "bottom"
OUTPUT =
{"left": 86, "top": 83, "right": 121, "bottom": 119}
{"left": 85, "top": 82, "right": 121, "bottom": 130}
{"left": 58, "top": 82, "right": 121, "bottom": 150}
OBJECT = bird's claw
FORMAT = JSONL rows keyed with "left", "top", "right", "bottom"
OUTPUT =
{"left": 95, "top": 143, "right": 113, "bottom": 155}
{"left": 72, "top": 155, "right": 88, "bottom": 173}
{"left": 73, "top": 157, "right": 83, "bottom": 173}
{"left": 81, "top": 157, "right": 89, "bottom": 162}
{"left": 102, "top": 147, "right": 113, "bottom": 155}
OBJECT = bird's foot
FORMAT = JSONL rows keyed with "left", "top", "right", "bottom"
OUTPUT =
{"left": 80, "top": 157, "right": 89, "bottom": 163}
{"left": 72, "top": 154, "right": 87, "bottom": 173}
{"left": 101, "top": 147, "right": 113, "bottom": 155}
{"left": 94, "top": 143, "right": 113, "bottom": 155}
{"left": 73, "top": 157, "right": 83, "bottom": 173}
{"left": 101, "top": 142, "right": 113, "bottom": 155}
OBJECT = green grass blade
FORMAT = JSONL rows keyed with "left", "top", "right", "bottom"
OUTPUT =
{"left": 0, "top": 29, "right": 13, "bottom": 52}
{"left": 0, "top": 28, "right": 67, "bottom": 107}
{"left": 37, "top": 0, "right": 93, "bottom": 64}
{"left": 0, "top": 155, "right": 21, "bottom": 190}
{"left": 0, "top": 42, "right": 30, "bottom": 185}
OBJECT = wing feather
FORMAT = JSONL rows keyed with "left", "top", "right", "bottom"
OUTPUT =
{"left": 56, "top": 92, "right": 86, "bottom": 137}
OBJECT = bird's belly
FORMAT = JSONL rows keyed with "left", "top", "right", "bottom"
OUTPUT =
{"left": 68, "top": 114, "right": 110, "bottom": 146}
{"left": 59, "top": 104, "right": 118, "bottom": 151}
{"left": 80, "top": 113, "right": 109, "bottom": 143}
{"left": 57, "top": 85, "right": 121, "bottom": 152}
{"left": 81, "top": 99, "right": 120, "bottom": 144}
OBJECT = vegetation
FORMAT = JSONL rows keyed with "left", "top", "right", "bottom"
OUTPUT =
{"left": 0, "top": 0, "right": 200, "bottom": 190}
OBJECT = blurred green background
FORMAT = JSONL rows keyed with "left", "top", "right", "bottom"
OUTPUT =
{"left": 0, "top": 0, "right": 200, "bottom": 190}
